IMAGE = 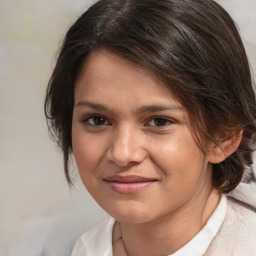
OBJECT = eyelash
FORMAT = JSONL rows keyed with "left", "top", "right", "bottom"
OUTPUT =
{"left": 82, "top": 115, "right": 110, "bottom": 126}
{"left": 82, "top": 115, "right": 175, "bottom": 128}
{"left": 147, "top": 117, "right": 175, "bottom": 127}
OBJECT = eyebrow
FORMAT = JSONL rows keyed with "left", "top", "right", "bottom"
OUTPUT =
{"left": 75, "top": 100, "right": 183, "bottom": 113}
{"left": 75, "top": 101, "right": 109, "bottom": 111}
{"left": 137, "top": 105, "right": 184, "bottom": 114}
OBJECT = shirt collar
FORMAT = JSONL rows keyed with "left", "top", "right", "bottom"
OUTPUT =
{"left": 169, "top": 194, "right": 227, "bottom": 256}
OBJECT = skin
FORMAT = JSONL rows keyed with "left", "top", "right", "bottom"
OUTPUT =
{"left": 72, "top": 49, "right": 222, "bottom": 255}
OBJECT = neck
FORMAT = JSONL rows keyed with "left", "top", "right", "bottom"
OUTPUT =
{"left": 115, "top": 188, "right": 221, "bottom": 256}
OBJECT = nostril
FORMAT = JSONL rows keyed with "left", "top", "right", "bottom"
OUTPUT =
{"left": 107, "top": 146, "right": 147, "bottom": 167}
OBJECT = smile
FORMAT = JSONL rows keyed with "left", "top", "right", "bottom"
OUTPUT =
{"left": 103, "top": 175, "right": 157, "bottom": 194}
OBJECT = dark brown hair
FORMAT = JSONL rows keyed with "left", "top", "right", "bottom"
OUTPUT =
{"left": 45, "top": 0, "right": 256, "bottom": 193}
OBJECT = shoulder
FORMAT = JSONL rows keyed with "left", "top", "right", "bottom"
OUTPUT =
{"left": 226, "top": 181, "right": 256, "bottom": 235}
{"left": 225, "top": 196, "right": 256, "bottom": 237}
{"left": 227, "top": 196, "right": 256, "bottom": 225}
{"left": 71, "top": 217, "right": 115, "bottom": 256}
{"left": 206, "top": 195, "right": 256, "bottom": 256}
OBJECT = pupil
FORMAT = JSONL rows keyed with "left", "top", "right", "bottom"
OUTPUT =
{"left": 155, "top": 118, "right": 167, "bottom": 126}
{"left": 94, "top": 117, "right": 105, "bottom": 125}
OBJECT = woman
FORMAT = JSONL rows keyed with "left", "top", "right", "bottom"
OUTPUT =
{"left": 45, "top": 0, "right": 256, "bottom": 255}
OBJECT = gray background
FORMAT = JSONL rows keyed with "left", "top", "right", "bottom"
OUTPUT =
{"left": 0, "top": 0, "right": 255, "bottom": 255}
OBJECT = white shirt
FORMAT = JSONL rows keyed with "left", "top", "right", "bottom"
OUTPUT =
{"left": 71, "top": 195, "right": 227, "bottom": 256}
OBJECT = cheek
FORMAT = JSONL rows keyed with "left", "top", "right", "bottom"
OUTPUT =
{"left": 72, "top": 126, "right": 105, "bottom": 178}
{"left": 72, "top": 133, "right": 106, "bottom": 197}
{"left": 147, "top": 129, "right": 206, "bottom": 178}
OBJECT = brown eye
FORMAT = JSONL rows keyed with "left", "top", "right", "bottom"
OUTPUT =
{"left": 147, "top": 117, "right": 173, "bottom": 127}
{"left": 84, "top": 115, "right": 110, "bottom": 126}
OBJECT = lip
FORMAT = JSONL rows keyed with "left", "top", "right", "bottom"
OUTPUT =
{"left": 103, "top": 175, "right": 157, "bottom": 194}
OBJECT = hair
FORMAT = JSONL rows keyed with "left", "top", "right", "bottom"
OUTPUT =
{"left": 45, "top": 0, "right": 256, "bottom": 193}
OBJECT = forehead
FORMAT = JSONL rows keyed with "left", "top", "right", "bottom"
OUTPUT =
{"left": 74, "top": 49, "right": 179, "bottom": 104}
{"left": 77, "top": 49, "right": 165, "bottom": 86}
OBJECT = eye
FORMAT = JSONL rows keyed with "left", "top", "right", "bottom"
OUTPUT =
{"left": 147, "top": 117, "right": 174, "bottom": 127}
{"left": 83, "top": 115, "right": 110, "bottom": 126}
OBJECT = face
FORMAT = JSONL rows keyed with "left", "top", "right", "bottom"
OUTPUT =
{"left": 72, "top": 49, "right": 214, "bottom": 224}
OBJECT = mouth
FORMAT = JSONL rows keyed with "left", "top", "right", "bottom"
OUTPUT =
{"left": 103, "top": 175, "right": 157, "bottom": 194}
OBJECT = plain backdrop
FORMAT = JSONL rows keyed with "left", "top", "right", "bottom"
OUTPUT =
{"left": 0, "top": 0, "right": 255, "bottom": 255}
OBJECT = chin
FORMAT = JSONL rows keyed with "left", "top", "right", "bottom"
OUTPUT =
{"left": 114, "top": 214, "right": 152, "bottom": 225}
{"left": 105, "top": 204, "right": 157, "bottom": 224}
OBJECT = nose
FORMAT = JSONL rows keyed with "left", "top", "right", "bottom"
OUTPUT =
{"left": 107, "top": 125, "right": 147, "bottom": 167}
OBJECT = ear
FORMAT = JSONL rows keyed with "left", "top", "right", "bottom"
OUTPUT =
{"left": 208, "top": 130, "right": 243, "bottom": 164}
